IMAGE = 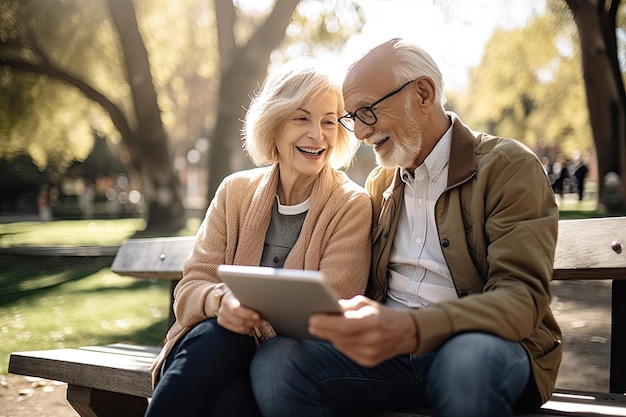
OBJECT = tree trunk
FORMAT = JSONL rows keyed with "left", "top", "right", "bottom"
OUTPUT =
{"left": 106, "top": 0, "right": 186, "bottom": 232}
{"left": 207, "top": 0, "right": 300, "bottom": 201}
{"left": 565, "top": 0, "right": 626, "bottom": 209}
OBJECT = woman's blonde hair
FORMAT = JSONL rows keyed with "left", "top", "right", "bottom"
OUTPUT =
{"left": 242, "top": 58, "right": 358, "bottom": 169}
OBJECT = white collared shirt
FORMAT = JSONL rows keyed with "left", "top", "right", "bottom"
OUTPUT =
{"left": 385, "top": 125, "right": 458, "bottom": 310}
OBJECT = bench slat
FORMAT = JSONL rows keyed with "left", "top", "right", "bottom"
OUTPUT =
{"left": 79, "top": 343, "right": 162, "bottom": 358}
{"left": 554, "top": 218, "right": 626, "bottom": 280}
{"left": 8, "top": 345, "right": 155, "bottom": 398}
{"left": 109, "top": 218, "right": 626, "bottom": 281}
{"left": 110, "top": 236, "right": 194, "bottom": 279}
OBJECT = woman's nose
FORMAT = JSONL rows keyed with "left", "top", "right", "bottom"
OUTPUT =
{"left": 309, "top": 124, "right": 323, "bottom": 140}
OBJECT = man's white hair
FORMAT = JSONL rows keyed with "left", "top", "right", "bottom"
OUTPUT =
{"left": 392, "top": 39, "right": 447, "bottom": 107}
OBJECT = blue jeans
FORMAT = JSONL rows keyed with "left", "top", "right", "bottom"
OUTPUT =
{"left": 145, "top": 318, "right": 261, "bottom": 417}
{"left": 250, "top": 332, "right": 530, "bottom": 417}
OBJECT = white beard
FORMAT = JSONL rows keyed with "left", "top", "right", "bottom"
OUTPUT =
{"left": 375, "top": 116, "right": 423, "bottom": 169}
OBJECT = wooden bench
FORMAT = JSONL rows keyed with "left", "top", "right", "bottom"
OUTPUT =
{"left": 7, "top": 217, "right": 626, "bottom": 417}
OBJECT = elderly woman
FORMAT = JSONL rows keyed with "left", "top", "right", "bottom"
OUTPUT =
{"left": 144, "top": 59, "right": 372, "bottom": 417}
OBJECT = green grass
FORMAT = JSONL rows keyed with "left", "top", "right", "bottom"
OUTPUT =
{"left": 556, "top": 193, "right": 626, "bottom": 219}
{"left": 0, "top": 217, "right": 202, "bottom": 375}
{"left": 0, "top": 257, "right": 171, "bottom": 374}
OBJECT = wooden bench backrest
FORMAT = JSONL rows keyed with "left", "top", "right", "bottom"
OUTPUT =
{"left": 111, "top": 236, "right": 195, "bottom": 279}
{"left": 110, "top": 217, "right": 626, "bottom": 282}
{"left": 554, "top": 217, "right": 626, "bottom": 280}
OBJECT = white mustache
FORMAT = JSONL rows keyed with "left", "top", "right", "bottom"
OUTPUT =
{"left": 365, "top": 132, "right": 390, "bottom": 147}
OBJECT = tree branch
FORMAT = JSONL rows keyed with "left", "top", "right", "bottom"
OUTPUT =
{"left": 0, "top": 55, "right": 135, "bottom": 143}
{"left": 246, "top": 0, "right": 300, "bottom": 60}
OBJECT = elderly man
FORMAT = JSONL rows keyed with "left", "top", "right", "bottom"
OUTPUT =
{"left": 250, "top": 38, "right": 561, "bottom": 417}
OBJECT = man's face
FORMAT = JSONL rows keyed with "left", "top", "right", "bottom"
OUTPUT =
{"left": 343, "top": 76, "right": 423, "bottom": 170}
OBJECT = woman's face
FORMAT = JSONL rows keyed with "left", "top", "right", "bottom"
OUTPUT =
{"left": 275, "top": 91, "right": 339, "bottom": 181}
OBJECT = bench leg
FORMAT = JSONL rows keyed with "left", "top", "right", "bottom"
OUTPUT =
{"left": 610, "top": 279, "right": 626, "bottom": 394}
{"left": 67, "top": 384, "right": 148, "bottom": 417}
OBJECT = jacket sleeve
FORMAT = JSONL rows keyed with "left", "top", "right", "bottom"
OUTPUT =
{"left": 410, "top": 149, "right": 559, "bottom": 354}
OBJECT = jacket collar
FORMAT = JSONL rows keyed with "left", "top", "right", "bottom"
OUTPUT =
{"left": 446, "top": 112, "right": 477, "bottom": 188}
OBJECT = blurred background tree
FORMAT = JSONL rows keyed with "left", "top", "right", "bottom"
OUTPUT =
{"left": 457, "top": 1, "right": 592, "bottom": 157}
{"left": 1, "top": 0, "right": 625, "bottom": 227}
{"left": 0, "top": 0, "right": 364, "bottom": 232}
{"left": 453, "top": 0, "right": 626, "bottom": 209}
{"left": 562, "top": 0, "right": 626, "bottom": 207}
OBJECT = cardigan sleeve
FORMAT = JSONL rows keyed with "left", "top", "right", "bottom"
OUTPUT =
{"left": 172, "top": 178, "right": 231, "bottom": 328}
{"left": 317, "top": 188, "right": 373, "bottom": 299}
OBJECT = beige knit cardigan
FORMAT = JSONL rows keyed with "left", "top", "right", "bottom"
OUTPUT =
{"left": 150, "top": 163, "right": 373, "bottom": 386}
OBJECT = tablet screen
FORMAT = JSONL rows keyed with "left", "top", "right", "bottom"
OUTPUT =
{"left": 217, "top": 265, "right": 342, "bottom": 339}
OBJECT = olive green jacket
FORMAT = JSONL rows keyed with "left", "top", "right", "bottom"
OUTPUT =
{"left": 366, "top": 113, "right": 561, "bottom": 410}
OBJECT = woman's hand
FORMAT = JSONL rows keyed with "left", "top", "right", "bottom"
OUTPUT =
{"left": 216, "top": 289, "right": 267, "bottom": 335}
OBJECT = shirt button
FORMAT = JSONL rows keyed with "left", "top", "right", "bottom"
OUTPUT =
{"left": 415, "top": 238, "right": 422, "bottom": 244}
{"left": 273, "top": 256, "right": 280, "bottom": 263}
{"left": 441, "top": 239, "right": 449, "bottom": 248}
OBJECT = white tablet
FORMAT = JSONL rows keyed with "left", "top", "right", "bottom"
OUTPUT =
{"left": 217, "top": 265, "right": 342, "bottom": 339}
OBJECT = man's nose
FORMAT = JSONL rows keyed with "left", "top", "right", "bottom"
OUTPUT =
{"left": 354, "top": 121, "right": 374, "bottom": 141}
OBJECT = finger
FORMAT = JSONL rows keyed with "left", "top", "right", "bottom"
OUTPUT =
{"left": 216, "top": 313, "right": 248, "bottom": 334}
{"left": 338, "top": 295, "right": 372, "bottom": 311}
{"left": 222, "top": 292, "right": 261, "bottom": 318}
{"left": 309, "top": 312, "right": 349, "bottom": 332}
{"left": 222, "top": 308, "right": 264, "bottom": 329}
{"left": 217, "top": 311, "right": 262, "bottom": 335}
{"left": 309, "top": 314, "right": 370, "bottom": 341}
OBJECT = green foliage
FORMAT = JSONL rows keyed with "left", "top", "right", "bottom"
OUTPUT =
{"left": 0, "top": 0, "right": 121, "bottom": 170}
{"left": 279, "top": 0, "right": 365, "bottom": 59}
{"left": 0, "top": 155, "right": 49, "bottom": 189}
{"left": 459, "top": 5, "right": 593, "bottom": 156}
{"left": 0, "top": 0, "right": 362, "bottom": 182}
{"left": 0, "top": 0, "right": 218, "bottom": 171}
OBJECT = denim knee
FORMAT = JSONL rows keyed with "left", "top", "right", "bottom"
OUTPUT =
{"left": 250, "top": 337, "right": 300, "bottom": 396}
{"left": 162, "top": 318, "right": 254, "bottom": 376}
{"left": 148, "top": 319, "right": 259, "bottom": 417}
{"left": 251, "top": 337, "right": 330, "bottom": 417}
{"left": 427, "top": 332, "right": 530, "bottom": 417}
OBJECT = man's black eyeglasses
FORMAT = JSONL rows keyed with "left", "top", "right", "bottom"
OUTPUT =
{"left": 338, "top": 79, "right": 417, "bottom": 132}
